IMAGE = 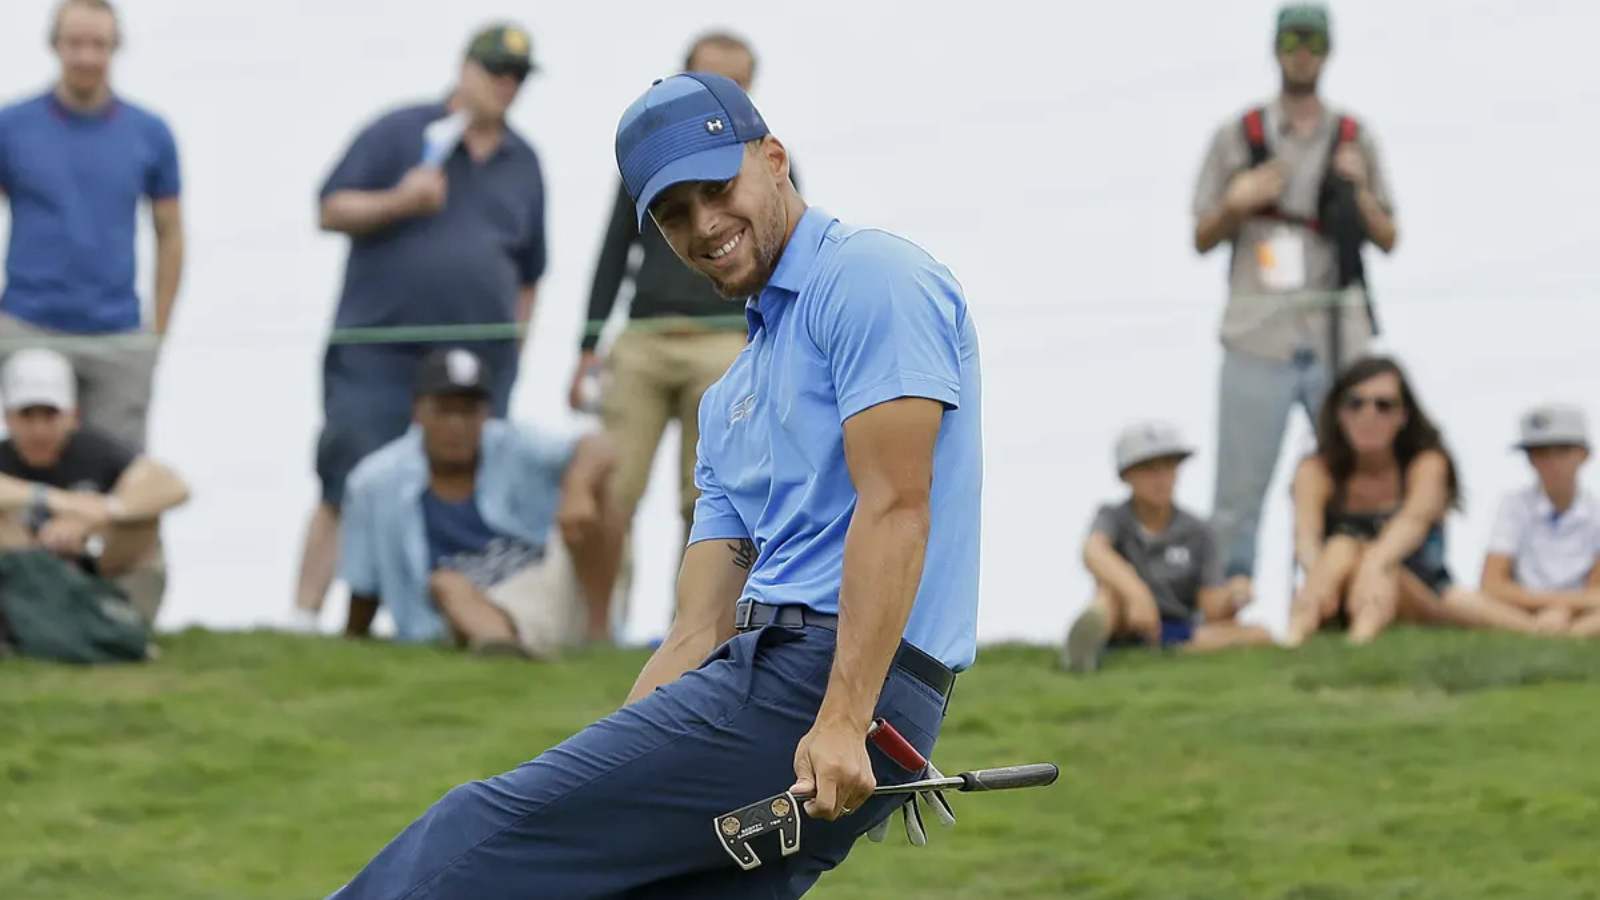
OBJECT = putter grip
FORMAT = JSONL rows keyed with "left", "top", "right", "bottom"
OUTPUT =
{"left": 958, "top": 764, "right": 1059, "bottom": 792}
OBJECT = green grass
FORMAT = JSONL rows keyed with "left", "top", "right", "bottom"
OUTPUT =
{"left": 5, "top": 630, "right": 1600, "bottom": 899}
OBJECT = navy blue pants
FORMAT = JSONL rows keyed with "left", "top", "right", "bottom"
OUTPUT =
{"left": 330, "top": 624, "right": 948, "bottom": 899}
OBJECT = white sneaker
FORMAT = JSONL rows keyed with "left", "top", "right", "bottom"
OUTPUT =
{"left": 285, "top": 607, "right": 322, "bottom": 635}
{"left": 1061, "top": 606, "right": 1110, "bottom": 673}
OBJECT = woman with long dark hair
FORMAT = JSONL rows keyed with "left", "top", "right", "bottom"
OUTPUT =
{"left": 1286, "top": 357, "right": 1559, "bottom": 644}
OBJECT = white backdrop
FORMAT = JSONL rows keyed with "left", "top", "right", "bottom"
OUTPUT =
{"left": 0, "top": 0, "right": 1595, "bottom": 644}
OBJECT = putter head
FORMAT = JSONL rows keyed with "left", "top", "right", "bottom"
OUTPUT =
{"left": 714, "top": 791, "right": 802, "bottom": 871}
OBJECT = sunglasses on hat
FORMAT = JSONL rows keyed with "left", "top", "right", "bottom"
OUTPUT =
{"left": 1276, "top": 29, "right": 1329, "bottom": 56}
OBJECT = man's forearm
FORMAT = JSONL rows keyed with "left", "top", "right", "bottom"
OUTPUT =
{"left": 817, "top": 505, "right": 930, "bottom": 730}
{"left": 624, "top": 538, "right": 749, "bottom": 704}
{"left": 626, "top": 615, "right": 729, "bottom": 704}
{"left": 0, "top": 475, "right": 37, "bottom": 513}
{"left": 1355, "top": 187, "right": 1397, "bottom": 252}
{"left": 153, "top": 231, "right": 184, "bottom": 335}
{"left": 1194, "top": 207, "right": 1242, "bottom": 253}
{"left": 320, "top": 189, "right": 410, "bottom": 236}
{"left": 110, "top": 459, "right": 190, "bottom": 523}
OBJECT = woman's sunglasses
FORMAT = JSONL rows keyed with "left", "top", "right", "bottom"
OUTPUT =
{"left": 1342, "top": 394, "right": 1401, "bottom": 416}
{"left": 1276, "top": 30, "right": 1329, "bottom": 56}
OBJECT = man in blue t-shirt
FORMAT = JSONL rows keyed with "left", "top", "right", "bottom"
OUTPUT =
{"left": 291, "top": 23, "right": 550, "bottom": 631}
{"left": 0, "top": 0, "right": 185, "bottom": 452}
{"left": 339, "top": 348, "right": 623, "bottom": 657}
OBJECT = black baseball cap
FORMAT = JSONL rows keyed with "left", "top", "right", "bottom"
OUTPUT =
{"left": 415, "top": 348, "right": 493, "bottom": 399}
{"left": 466, "top": 24, "right": 537, "bottom": 72}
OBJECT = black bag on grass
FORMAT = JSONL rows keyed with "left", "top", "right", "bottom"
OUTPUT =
{"left": 0, "top": 550, "right": 150, "bottom": 664}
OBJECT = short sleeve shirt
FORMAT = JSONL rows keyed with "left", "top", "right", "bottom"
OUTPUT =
{"left": 1089, "top": 501, "right": 1224, "bottom": 620}
{"left": 1191, "top": 98, "right": 1395, "bottom": 361}
{"left": 689, "top": 208, "right": 984, "bottom": 671}
{"left": 0, "top": 428, "right": 137, "bottom": 531}
{"left": 1486, "top": 486, "right": 1600, "bottom": 592}
{"left": 0, "top": 92, "right": 181, "bottom": 332}
{"left": 320, "top": 103, "right": 546, "bottom": 333}
{"left": 0, "top": 428, "right": 135, "bottom": 492}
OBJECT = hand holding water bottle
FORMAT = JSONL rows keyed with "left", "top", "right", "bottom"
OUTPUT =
{"left": 392, "top": 111, "right": 468, "bottom": 219}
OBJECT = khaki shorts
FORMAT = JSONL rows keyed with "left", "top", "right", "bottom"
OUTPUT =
{"left": 485, "top": 536, "right": 588, "bottom": 658}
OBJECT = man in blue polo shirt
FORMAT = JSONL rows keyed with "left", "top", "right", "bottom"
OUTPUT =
{"left": 0, "top": 0, "right": 185, "bottom": 452}
{"left": 292, "top": 23, "right": 549, "bottom": 631}
{"left": 331, "top": 74, "right": 982, "bottom": 900}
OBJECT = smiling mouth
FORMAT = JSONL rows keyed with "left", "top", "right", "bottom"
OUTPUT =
{"left": 704, "top": 230, "right": 744, "bottom": 262}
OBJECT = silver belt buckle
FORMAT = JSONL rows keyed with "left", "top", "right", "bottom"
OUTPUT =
{"left": 734, "top": 601, "right": 757, "bottom": 631}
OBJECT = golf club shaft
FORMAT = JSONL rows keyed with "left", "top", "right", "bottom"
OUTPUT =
{"left": 797, "top": 763, "right": 1059, "bottom": 799}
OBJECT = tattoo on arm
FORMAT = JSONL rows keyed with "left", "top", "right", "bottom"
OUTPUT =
{"left": 729, "top": 539, "right": 756, "bottom": 570}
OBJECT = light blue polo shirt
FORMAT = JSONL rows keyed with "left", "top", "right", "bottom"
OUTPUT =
{"left": 339, "top": 419, "right": 576, "bottom": 643}
{"left": 688, "top": 207, "right": 983, "bottom": 671}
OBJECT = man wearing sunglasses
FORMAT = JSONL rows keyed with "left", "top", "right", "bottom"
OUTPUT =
{"left": 291, "top": 24, "right": 548, "bottom": 633}
{"left": 1192, "top": 3, "right": 1400, "bottom": 590}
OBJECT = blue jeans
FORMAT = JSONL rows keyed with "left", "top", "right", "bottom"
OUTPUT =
{"left": 329, "top": 625, "right": 948, "bottom": 899}
{"left": 1210, "top": 347, "right": 1332, "bottom": 579}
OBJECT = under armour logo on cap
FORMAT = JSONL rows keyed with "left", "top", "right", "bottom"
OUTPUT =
{"left": 446, "top": 349, "right": 481, "bottom": 386}
{"left": 706, "top": 117, "right": 725, "bottom": 134}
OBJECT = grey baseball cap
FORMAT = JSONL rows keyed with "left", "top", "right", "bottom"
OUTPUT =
{"left": 1514, "top": 404, "right": 1590, "bottom": 450}
{"left": 1114, "top": 421, "right": 1194, "bottom": 474}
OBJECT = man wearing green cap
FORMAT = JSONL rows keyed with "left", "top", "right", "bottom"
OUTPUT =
{"left": 1192, "top": 3, "right": 1400, "bottom": 589}
{"left": 290, "top": 23, "right": 548, "bottom": 633}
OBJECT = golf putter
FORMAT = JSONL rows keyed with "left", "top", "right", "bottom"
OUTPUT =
{"left": 714, "top": 763, "right": 1059, "bottom": 871}
{"left": 862, "top": 719, "right": 954, "bottom": 845}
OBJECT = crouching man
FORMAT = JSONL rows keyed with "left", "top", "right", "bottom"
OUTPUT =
{"left": 340, "top": 347, "right": 623, "bottom": 657}
{"left": 0, "top": 347, "right": 188, "bottom": 625}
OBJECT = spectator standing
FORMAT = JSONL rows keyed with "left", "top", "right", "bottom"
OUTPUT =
{"left": 0, "top": 0, "right": 184, "bottom": 452}
{"left": 0, "top": 348, "right": 189, "bottom": 624}
{"left": 340, "top": 348, "right": 623, "bottom": 657}
{"left": 567, "top": 32, "right": 771, "bottom": 540}
{"left": 1192, "top": 3, "right": 1398, "bottom": 584}
{"left": 1481, "top": 405, "right": 1600, "bottom": 634}
{"left": 293, "top": 24, "right": 549, "bottom": 629}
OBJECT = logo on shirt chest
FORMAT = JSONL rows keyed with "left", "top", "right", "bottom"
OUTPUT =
{"left": 729, "top": 393, "right": 757, "bottom": 425}
{"left": 1164, "top": 545, "right": 1192, "bottom": 570}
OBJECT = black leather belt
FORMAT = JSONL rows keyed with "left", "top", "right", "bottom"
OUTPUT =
{"left": 733, "top": 600, "right": 956, "bottom": 698}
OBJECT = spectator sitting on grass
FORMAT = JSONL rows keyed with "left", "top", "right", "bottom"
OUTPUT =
{"left": 0, "top": 347, "right": 189, "bottom": 625}
{"left": 340, "top": 347, "right": 623, "bottom": 657}
{"left": 1061, "top": 421, "right": 1268, "bottom": 672}
{"left": 1286, "top": 357, "right": 1563, "bottom": 646}
{"left": 1480, "top": 404, "right": 1600, "bottom": 636}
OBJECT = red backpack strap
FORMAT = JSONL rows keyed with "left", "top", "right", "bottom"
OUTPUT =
{"left": 1242, "top": 107, "right": 1269, "bottom": 166}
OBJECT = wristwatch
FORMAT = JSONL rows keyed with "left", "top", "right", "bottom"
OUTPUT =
{"left": 29, "top": 482, "right": 50, "bottom": 523}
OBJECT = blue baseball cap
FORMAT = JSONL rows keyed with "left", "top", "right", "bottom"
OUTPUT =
{"left": 615, "top": 73, "right": 770, "bottom": 228}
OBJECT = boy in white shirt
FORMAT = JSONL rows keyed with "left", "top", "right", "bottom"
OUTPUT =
{"left": 1480, "top": 404, "right": 1600, "bottom": 635}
